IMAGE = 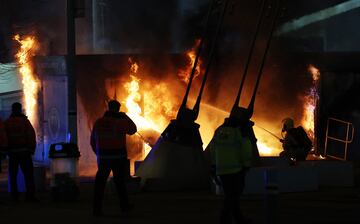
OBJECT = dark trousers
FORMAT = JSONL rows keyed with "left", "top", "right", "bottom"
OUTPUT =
{"left": 8, "top": 152, "right": 36, "bottom": 200}
{"left": 219, "top": 170, "right": 246, "bottom": 224}
{"left": 93, "top": 158, "right": 129, "bottom": 212}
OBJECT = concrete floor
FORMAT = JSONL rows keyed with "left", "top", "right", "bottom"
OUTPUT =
{"left": 0, "top": 178, "right": 360, "bottom": 224}
{"left": 1, "top": 159, "right": 360, "bottom": 224}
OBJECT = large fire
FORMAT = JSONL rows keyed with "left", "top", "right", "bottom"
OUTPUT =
{"left": 117, "top": 58, "right": 282, "bottom": 158}
{"left": 107, "top": 56, "right": 319, "bottom": 161}
{"left": 301, "top": 64, "right": 320, "bottom": 139}
{"left": 14, "top": 34, "right": 40, "bottom": 128}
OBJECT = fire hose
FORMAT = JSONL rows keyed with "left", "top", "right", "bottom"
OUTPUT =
{"left": 255, "top": 125, "right": 282, "bottom": 141}
{"left": 135, "top": 132, "right": 154, "bottom": 148}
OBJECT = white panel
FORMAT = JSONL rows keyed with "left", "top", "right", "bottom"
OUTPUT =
{"left": 40, "top": 75, "right": 68, "bottom": 164}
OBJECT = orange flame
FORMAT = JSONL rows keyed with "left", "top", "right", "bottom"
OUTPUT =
{"left": 257, "top": 141, "right": 277, "bottom": 156}
{"left": 122, "top": 58, "right": 283, "bottom": 158}
{"left": 301, "top": 64, "right": 320, "bottom": 139}
{"left": 121, "top": 59, "right": 179, "bottom": 158}
{"left": 308, "top": 64, "right": 320, "bottom": 81}
{"left": 124, "top": 63, "right": 162, "bottom": 132}
{"left": 14, "top": 34, "right": 40, "bottom": 127}
{"left": 178, "top": 39, "right": 202, "bottom": 83}
{"left": 115, "top": 55, "right": 319, "bottom": 160}
{"left": 252, "top": 124, "right": 282, "bottom": 157}
{"left": 123, "top": 60, "right": 178, "bottom": 133}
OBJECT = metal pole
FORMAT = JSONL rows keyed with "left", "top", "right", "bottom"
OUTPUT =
{"left": 345, "top": 123, "right": 350, "bottom": 160}
{"left": 67, "top": 0, "right": 77, "bottom": 143}
{"left": 231, "top": 0, "right": 267, "bottom": 113}
{"left": 248, "top": 0, "right": 282, "bottom": 117}
{"left": 324, "top": 118, "right": 330, "bottom": 157}
{"left": 314, "top": 73, "right": 321, "bottom": 155}
{"left": 193, "top": 0, "right": 231, "bottom": 119}
{"left": 177, "top": 0, "right": 216, "bottom": 119}
{"left": 92, "top": 0, "right": 97, "bottom": 52}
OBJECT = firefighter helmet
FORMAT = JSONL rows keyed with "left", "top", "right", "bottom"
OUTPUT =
{"left": 282, "top": 117, "right": 294, "bottom": 132}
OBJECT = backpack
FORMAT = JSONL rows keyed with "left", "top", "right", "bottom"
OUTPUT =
{"left": 293, "top": 126, "right": 313, "bottom": 153}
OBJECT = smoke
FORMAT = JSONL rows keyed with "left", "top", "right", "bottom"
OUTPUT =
{"left": 90, "top": 0, "right": 180, "bottom": 53}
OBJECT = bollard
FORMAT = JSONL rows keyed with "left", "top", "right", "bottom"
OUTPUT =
{"left": 264, "top": 168, "right": 279, "bottom": 224}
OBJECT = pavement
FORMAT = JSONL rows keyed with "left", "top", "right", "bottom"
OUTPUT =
{"left": 0, "top": 161, "right": 360, "bottom": 224}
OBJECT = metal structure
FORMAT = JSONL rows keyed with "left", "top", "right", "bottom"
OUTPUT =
{"left": 276, "top": 0, "right": 360, "bottom": 36}
{"left": 231, "top": 0, "right": 281, "bottom": 118}
{"left": 135, "top": 0, "right": 231, "bottom": 190}
{"left": 67, "top": 0, "right": 77, "bottom": 144}
{"left": 324, "top": 117, "right": 355, "bottom": 161}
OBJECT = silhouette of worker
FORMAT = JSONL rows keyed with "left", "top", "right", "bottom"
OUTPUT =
{"left": 4, "top": 102, "right": 37, "bottom": 202}
{"left": 91, "top": 100, "right": 137, "bottom": 216}
{"left": 207, "top": 107, "right": 253, "bottom": 224}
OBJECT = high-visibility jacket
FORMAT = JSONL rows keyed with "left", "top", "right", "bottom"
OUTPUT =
{"left": 208, "top": 126, "right": 252, "bottom": 175}
{"left": 90, "top": 111, "right": 137, "bottom": 159}
{"left": 4, "top": 114, "right": 36, "bottom": 154}
{"left": 0, "top": 119, "right": 7, "bottom": 150}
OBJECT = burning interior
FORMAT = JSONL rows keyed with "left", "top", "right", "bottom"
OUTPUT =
{"left": 74, "top": 51, "right": 320, "bottom": 176}
{"left": 6, "top": 34, "right": 359, "bottom": 179}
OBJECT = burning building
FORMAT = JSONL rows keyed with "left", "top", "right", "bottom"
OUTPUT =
{"left": 1, "top": 0, "right": 360, "bottom": 188}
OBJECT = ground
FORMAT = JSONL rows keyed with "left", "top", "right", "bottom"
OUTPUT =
{"left": 0, "top": 162, "right": 360, "bottom": 224}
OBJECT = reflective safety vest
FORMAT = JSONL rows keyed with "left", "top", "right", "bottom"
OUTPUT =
{"left": 91, "top": 114, "right": 137, "bottom": 159}
{"left": 4, "top": 116, "right": 36, "bottom": 153}
{"left": 0, "top": 119, "right": 7, "bottom": 149}
{"left": 208, "top": 126, "right": 252, "bottom": 175}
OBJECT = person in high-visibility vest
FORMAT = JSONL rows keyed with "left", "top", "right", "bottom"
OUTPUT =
{"left": 0, "top": 118, "right": 8, "bottom": 173}
{"left": 91, "top": 100, "right": 137, "bottom": 216}
{"left": 207, "top": 107, "right": 253, "bottom": 224}
{"left": 4, "top": 102, "right": 37, "bottom": 202}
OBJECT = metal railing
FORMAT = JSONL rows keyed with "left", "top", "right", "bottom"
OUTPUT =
{"left": 324, "top": 117, "right": 355, "bottom": 161}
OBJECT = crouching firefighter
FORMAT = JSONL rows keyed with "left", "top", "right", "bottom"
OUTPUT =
{"left": 279, "top": 118, "right": 312, "bottom": 163}
{"left": 90, "top": 100, "right": 137, "bottom": 216}
{"left": 207, "top": 107, "right": 253, "bottom": 224}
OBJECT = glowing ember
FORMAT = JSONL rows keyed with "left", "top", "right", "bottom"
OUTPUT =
{"left": 14, "top": 34, "right": 40, "bottom": 127}
{"left": 301, "top": 64, "right": 320, "bottom": 139}
{"left": 178, "top": 39, "right": 202, "bottom": 83}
